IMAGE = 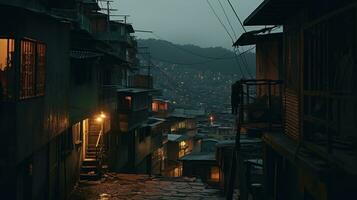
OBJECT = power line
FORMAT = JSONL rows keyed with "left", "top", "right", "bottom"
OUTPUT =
{"left": 224, "top": 0, "right": 254, "bottom": 78}
{"left": 218, "top": 0, "right": 237, "bottom": 40}
{"left": 234, "top": 47, "right": 254, "bottom": 78}
{"left": 227, "top": 0, "right": 247, "bottom": 33}
{"left": 205, "top": 0, "right": 246, "bottom": 78}
{"left": 150, "top": 56, "right": 222, "bottom": 66}
{"left": 206, "top": 0, "right": 235, "bottom": 43}
{"left": 147, "top": 46, "right": 255, "bottom": 67}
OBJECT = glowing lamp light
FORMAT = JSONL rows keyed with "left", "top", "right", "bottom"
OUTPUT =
{"left": 96, "top": 117, "right": 103, "bottom": 123}
{"left": 210, "top": 116, "right": 214, "bottom": 121}
{"left": 100, "top": 112, "right": 106, "bottom": 119}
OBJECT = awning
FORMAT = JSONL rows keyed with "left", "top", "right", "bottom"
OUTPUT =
{"left": 234, "top": 27, "right": 282, "bottom": 47}
{"left": 244, "top": 0, "right": 306, "bottom": 26}
{"left": 70, "top": 50, "right": 103, "bottom": 59}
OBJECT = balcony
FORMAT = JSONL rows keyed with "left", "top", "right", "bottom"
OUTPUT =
{"left": 232, "top": 79, "right": 284, "bottom": 134}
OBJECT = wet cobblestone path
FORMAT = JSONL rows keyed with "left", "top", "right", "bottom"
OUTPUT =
{"left": 69, "top": 173, "right": 225, "bottom": 200}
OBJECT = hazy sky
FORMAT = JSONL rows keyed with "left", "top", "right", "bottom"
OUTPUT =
{"left": 111, "top": 0, "right": 263, "bottom": 49}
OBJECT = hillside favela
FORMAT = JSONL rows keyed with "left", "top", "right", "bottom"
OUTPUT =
{"left": 0, "top": 0, "right": 356, "bottom": 200}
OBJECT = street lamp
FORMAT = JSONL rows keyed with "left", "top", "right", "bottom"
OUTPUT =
{"left": 209, "top": 116, "right": 214, "bottom": 125}
{"left": 96, "top": 116, "right": 103, "bottom": 123}
{"left": 100, "top": 112, "right": 106, "bottom": 119}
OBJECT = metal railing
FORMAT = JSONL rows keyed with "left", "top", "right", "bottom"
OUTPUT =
{"left": 227, "top": 79, "right": 284, "bottom": 200}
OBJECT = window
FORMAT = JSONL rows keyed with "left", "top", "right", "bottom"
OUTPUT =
{"left": 178, "top": 141, "right": 188, "bottom": 158}
{"left": 120, "top": 96, "right": 132, "bottom": 109}
{"left": 210, "top": 167, "right": 220, "bottom": 181}
{"left": 36, "top": 43, "right": 46, "bottom": 95}
{"left": 20, "top": 40, "right": 46, "bottom": 99}
{"left": 152, "top": 102, "right": 159, "bottom": 112}
{"left": 303, "top": 10, "right": 357, "bottom": 145}
{"left": 0, "top": 38, "right": 15, "bottom": 100}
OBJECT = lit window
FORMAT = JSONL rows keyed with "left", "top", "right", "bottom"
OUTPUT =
{"left": 20, "top": 40, "right": 46, "bottom": 99}
{"left": 152, "top": 102, "right": 159, "bottom": 112}
{"left": 0, "top": 38, "right": 15, "bottom": 100}
{"left": 159, "top": 103, "right": 166, "bottom": 111}
{"left": 125, "top": 96, "right": 132, "bottom": 107}
{"left": 210, "top": 167, "right": 220, "bottom": 181}
{"left": 179, "top": 141, "right": 186, "bottom": 149}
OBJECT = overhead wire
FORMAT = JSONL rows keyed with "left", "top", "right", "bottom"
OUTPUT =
{"left": 218, "top": 0, "right": 237, "bottom": 40}
{"left": 205, "top": 0, "right": 246, "bottom": 78}
{"left": 206, "top": 0, "right": 235, "bottom": 43}
{"left": 225, "top": 0, "right": 255, "bottom": 78}
{"left": 147, "top": 46, "right": 256, "bottom": 69}
{"left": 227, "top": 0, "right": 247, "bottom": 33}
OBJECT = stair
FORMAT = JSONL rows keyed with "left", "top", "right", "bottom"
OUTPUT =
{"left": 80, "top": 119, "right": 104, "bottom": 181}
{"left": 80, "top": 158, "right": 100, "bottom": 181}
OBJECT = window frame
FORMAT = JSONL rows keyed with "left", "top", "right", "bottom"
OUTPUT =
{"left": 19, "top": 38, "right": 47, "bottom": 100}
{"left": 0, "top": 37, "right": 15, "bottom": 100}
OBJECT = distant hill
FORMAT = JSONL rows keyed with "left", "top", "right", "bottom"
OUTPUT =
{"left": 137, "top": 38, "right": 256, "bottom": 76}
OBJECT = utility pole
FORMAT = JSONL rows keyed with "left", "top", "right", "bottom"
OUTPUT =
{"left": 97, "top": 0, "right": 117, "bottom": 31}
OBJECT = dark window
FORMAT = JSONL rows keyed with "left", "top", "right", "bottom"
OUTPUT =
{"left": 20, "top": 40, "right": 46, "bottom": 99}
{"left": 36, "top": 43, "right": 46, "bottom": 95}
{"left": 303, "top": 10, "right": 357, "bottom": 146}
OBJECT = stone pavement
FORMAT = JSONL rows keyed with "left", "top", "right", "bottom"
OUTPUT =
{"left": 69, "top": 173, "right": 225, "bottom": 200}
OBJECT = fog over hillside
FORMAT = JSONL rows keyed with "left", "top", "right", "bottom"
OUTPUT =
{"left": 138, "top": 39, "right": 256, "bottom": 111}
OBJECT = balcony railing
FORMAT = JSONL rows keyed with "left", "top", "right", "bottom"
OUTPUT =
{"left": 227, "top": 79, "right": 283, "bottom": 200}
{"left": 231, "top": 79, "right": 284, "bottom": 132}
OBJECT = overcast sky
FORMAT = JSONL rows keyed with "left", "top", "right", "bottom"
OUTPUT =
{"left": 111, "top": 0, "right": 263, "bottom": 49}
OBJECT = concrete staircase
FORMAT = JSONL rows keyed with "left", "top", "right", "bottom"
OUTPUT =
{"left": 80, "top": 119, "right": 102, "bottom": 181}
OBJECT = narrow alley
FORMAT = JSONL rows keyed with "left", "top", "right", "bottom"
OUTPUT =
{"left": 1, "top": 0, "right": 357, "bottom": 200}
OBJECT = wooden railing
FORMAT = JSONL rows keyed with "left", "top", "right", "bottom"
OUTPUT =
{"left": 95, "top": 130, "right": 105, "bottom": 172}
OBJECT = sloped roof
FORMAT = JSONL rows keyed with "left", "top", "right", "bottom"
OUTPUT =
{"left": 244, "top": 0, "right": 306, "bottom": 26}
{"left": 233, "top": 27, "right": 282, "bottom": 47}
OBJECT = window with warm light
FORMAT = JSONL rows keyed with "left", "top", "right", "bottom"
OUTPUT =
{"left": 210, "top": 166, "right": 220, "bottom": 181}
{"left": 173, "top": 166, "right": 182, "bottom": 177}
{"left": 0, "top": 38, "right": 15, "bottom": 100}
{"left": 159, "top": 102, "right": 167, "bottom": 111}
{"left": 20, "top": 40, "right": 46, "bottom": 99}
{"left": 152, "top": 102, "right": 159, "bottom": 112}
{"left": 124, "top": 96, "right": 132, "bottom": 108}
{"left": 178, "top": 141, "right": 187, "bottom": 158}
